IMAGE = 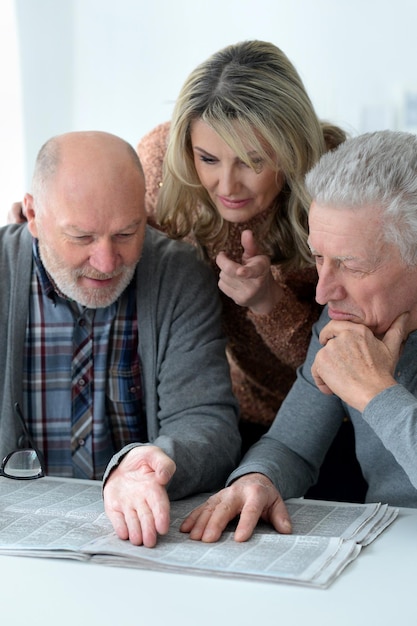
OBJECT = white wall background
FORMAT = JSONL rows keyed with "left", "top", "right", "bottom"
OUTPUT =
{"left": 0, "top": 0, "right": 24, "bottom": 224}
{"left": 2, "top": 0, "right": 417, "bottom": 224}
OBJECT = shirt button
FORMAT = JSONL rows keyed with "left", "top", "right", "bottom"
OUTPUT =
{"left": 78, "top": 438, "right": 85, "bottom": 447}
{"left": 78, "top": 378, "right": 86, "bottom": 387}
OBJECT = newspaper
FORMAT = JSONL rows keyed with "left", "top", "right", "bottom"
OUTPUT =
{"left": 0, "top": 476, "right": 398, "bottom": 589}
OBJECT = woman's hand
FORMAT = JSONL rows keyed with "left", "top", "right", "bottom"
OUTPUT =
{"left": 7, "top": 202, "right": 26, "bottom": 224}
{"left": 216, "top": 230, "right": 283, "bottom": 315}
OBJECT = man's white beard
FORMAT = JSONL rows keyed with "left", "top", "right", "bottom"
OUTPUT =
{"left": 38, "top": 241, "right": 137, "bottom": 308}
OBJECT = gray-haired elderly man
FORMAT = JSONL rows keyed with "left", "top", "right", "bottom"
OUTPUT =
{"left": 180, "top": 129, "right": 417, "bottom": 543}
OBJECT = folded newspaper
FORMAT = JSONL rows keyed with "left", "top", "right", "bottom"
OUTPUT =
{"left": 0, "top": 476, "right": 398, "bottom": 588}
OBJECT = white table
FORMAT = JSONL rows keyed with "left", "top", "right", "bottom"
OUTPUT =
{"left": 0, "top": 506, "right": 415, "bottom": 626}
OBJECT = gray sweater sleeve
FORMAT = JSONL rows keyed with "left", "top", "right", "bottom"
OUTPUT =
{"left": 226, "top": 308, "right": 417, "bottom": 506}
{"left": 226, "top": 309, "right": 345, "bottom": 498}
{"left": 363, "top": 383, "right": 417, "bottom": 490}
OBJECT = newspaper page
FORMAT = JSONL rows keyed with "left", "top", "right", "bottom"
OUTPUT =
{"left": 0, "top": 476, "right": 398, "bottom": 588}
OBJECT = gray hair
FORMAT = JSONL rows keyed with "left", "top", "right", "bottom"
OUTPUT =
{"left": 305, "top": 130, "right": 417, "bottom": 266}
{"left": 31, "top": 137, "right": 60, "bottom": 205}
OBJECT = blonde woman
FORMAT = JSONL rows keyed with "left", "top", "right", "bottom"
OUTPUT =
{"left": 140, "top": 41, "right": 348, "bottom": 460}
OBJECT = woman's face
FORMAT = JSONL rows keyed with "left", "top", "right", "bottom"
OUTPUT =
{"left": 190, "top": 119, "right": 284, "bottom": 223}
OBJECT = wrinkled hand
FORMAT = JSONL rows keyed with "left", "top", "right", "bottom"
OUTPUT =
{"left": 7, "top": 202, "right": 26, "bottom": 224}
{"left": 103, "top": 445, "right": 176, "bottom": 547}
{"left": 311, "top": 313, "right": 409, "bottom": 411}
{"left": 180, "top": 473, "right": 292, "bottom": 543}
{"left": 216, "top": 230, "right": 283, "bottom": 315}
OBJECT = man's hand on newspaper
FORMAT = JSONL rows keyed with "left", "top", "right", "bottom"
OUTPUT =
{"left": 180, "top": 473, "right": 292, "bottom": 543}
{"left": 7, "top": 202, "right": 26, "bottom": 224}
{"left": 103, "top": 445, "right": 176, "bottom": 548}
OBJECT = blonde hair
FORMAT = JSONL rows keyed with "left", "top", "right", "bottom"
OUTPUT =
{"left": 157, "top": 40, "right": 346, "bottom": 268}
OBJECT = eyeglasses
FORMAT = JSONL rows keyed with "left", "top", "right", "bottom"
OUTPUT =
{"left": 0, "top": 403, "right": 45, "bottom": 480}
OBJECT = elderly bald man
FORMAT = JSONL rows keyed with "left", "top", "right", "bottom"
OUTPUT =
{"left": 0, "top": 130, "right": 240, "bottom": 547}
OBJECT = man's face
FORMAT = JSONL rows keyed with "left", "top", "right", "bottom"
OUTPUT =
{"left": 26, "top": 155, "right": 146, "bottom": 308}
{"left": 308, "top": 201, "right": 417, "bottom": 336}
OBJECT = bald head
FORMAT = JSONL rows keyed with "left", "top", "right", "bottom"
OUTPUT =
{"left": 31, "top": 131, "right": 144, "bottom": 207}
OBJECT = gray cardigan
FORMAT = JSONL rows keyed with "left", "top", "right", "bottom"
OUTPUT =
{"left": 228, "top": 307, "right": 417, "bottom": 508}
{"left": 0, "top": 224, "right": 241, "bottom": 498}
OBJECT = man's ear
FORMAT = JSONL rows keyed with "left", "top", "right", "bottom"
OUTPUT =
{"left": 23, "top": 193, "right": 38, "bottom": 238}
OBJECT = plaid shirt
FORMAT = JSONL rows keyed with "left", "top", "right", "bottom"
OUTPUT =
{"left": 23, "top": 241, "right": 147, "bottom": 479}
